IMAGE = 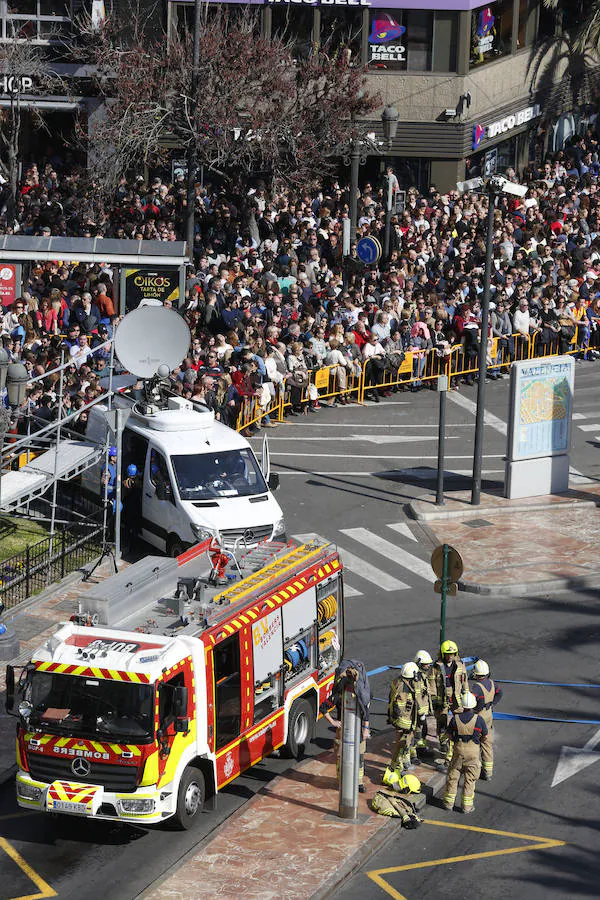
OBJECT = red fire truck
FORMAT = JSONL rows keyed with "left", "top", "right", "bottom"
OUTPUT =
{"left": 7, "top": 537, "right": 344, "bottom": 828}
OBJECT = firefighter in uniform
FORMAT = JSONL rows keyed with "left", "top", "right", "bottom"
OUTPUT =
{"left": 469, "top": 658, "right": 502, "bottom": 781}
{"left": 320, "top": 660, "right": 371, "bottom": 793}
{"left": 434, "top": 639, "right": 468, "bottom": 763}
{"left": 373, "top": 772, "right": 425, "bottom": 828}
{"left": 413, "top": 650, "right": 435, "bottom": 755}
{"left": 384, "top": 662, "right": 428, "bottom": 778}
{"left": 442, "top": 691, "right": 488, "bottom": 814}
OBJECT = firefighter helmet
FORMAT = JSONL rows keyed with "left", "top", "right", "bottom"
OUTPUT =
{"left": 398, "top": 774, "right": 421, "bottom": 794}
{"left": 473, "top": 659, "right": 490, "bottom": 677}
{"left": 414, "top": 650, "right": 433, "bottom": 667}
{"left": 461, "top": 691, "right": 477, "bottom": 709}
{"left": 382, "top": 766, "right": 401, "bottom": 787}
{"left": 401, "top": 662, "right": 419, "bottom": 680}
{"left": 440, "top": 640, "right": 458, "bottom": 655}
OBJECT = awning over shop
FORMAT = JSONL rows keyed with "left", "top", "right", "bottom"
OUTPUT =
{"left": 0, "top": 236, "right": 189, "bottom": 266}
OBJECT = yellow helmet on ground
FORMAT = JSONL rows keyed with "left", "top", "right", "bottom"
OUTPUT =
{"left": 382, "top": 766, "right": 402, "bottom": 786}
{"left": 398, "top": 774, "right": 421, "bottom": 794}
{"left": 440, "top": 640, "right": 458, "bottom": 655}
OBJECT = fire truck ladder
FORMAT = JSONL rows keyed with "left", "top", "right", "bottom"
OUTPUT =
{"left": 214, "top": 539, "right": 336, "bottom": 607}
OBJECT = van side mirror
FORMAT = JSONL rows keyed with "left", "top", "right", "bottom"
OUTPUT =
{"left": 155, "top": 481, "right": 172, "bottom": 502}
{"left": 268, "top": 473, "right": 280, "bottom": 492}
{"left": 5, "top": 665, "right": 14, "bottom": 713}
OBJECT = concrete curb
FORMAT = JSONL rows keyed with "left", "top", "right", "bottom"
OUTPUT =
{"left": 459, "top": 573, "right": 600, "bottom": 597}
{"left": 407, "top": 496, "right": 598, "bottom": 522}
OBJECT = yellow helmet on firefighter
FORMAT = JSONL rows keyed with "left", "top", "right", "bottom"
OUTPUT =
{"left": 401, "top": 662, "right": 419, "bottom": 680}
{"left": 473, "top": 659, "right": 489, "bottom": 677}
{"left": 414, "top": 650, "right": 433, "bottom": 667}
{"left": 461, "top": 691, "right": 477, "bottom": 709}
{"left": 440, "top": 639, "right": 459, "bottom": 656}
{"left": 398, "top": 774, "right": 421, "bottom": 794}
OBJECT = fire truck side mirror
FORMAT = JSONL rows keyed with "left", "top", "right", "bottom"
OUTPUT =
{"left": 173, "top": 685, "right": 188, "bottom": 718}
{"left": 5, "top": 665, "right": 14, "bottom": 713}
{"left": 268, "top": 473, "right": 280, "bottom": 492}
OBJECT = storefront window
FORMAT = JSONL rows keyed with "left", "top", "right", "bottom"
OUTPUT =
{"left": 517, "top": 0, "right": 537, "bottom": 49}
{"left": 272, "top": 6, "right": 315, "bottom": 60}
{"left": 3, "top": 0, "right": 71, "bottom": 42}
{"left": 433, "top": 11, "right": 459, "bottom": 73}
{"left": 470, "top": 1, "right": 513, "bottom": 68}
{"left": 319, "top": 8, "right": 362, "bottom": 62}
{"left": 368, "top": 9, "right": 433, "bottom": 72}
{"left": 171, "top": 3, "right": 260, "bottom": 41}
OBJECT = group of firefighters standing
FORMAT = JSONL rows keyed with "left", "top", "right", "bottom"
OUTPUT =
{"left": 384, "top": 640, "right": 502, "bottom": 815}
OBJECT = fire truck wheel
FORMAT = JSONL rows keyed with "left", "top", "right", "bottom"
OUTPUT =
{"left": 283, "top": 698, "right": 315, "bottom": 759}
{"left": 172, "top": 766, "right": 205, "bottom": 829}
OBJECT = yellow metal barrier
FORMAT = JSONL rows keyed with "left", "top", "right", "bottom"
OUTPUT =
{"left": 234, "top": 330, "right": 587, "bottom": 431}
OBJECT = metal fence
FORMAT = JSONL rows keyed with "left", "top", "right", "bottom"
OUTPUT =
{"left": 0, "top": 515, "right": 105, "bottom": 610}
{"left": 235, "top": 329, "right": 584, "bottom": 428}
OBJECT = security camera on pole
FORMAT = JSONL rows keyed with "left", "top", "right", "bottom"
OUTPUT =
{"left": 455, "top": 174, "right": 528, "bottom": 506}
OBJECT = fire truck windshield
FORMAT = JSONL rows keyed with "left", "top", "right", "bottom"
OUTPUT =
{"left": 172, "top": 448, "right": 268, "bottom": 500}
{"left": 27, "top": 671, "right": 154, "bottom": 743}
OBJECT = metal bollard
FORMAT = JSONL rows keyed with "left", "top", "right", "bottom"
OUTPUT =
{"left": 339, "top": 685, "right": 361, "bottom": 819}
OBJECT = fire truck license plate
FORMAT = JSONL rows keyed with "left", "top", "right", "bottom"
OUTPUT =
{"left": 51, "top": 800, "right": 87, "bottom": 813}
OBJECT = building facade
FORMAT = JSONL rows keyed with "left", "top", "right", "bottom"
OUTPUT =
{"left": 169, "top": 0, "right": 600, "bottom": 192}
{"left": 0, "top": 1, "right": 597, "bottom": 190}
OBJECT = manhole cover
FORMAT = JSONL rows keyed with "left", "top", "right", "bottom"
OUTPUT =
{"left": 463, "top": 519, "right": 494, "bottom": 528}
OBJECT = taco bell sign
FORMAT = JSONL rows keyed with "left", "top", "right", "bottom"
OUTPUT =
{"left": 472, "top": 104, "right": 541, "bottom": 150}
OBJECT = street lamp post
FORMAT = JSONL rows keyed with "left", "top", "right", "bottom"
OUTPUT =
{"left": 381, "top": 105, "right": 399, "bottom": 262}
{"left": 185, "top": 0, "right": 202, "bottom": 259}
{"left": 456, "top": 174, "right": 528, "bottom": 505}
{"left": 347, "top": 105, "right": 398, "bottom": 251}
{"left": 471, "top": 185, "right": 497, "bottom": 506}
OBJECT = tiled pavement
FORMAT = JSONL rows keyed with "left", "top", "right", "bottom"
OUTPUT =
{"left": 409, "top": 484, "right": 600, "bottom": 594}
{"left": 141, "top": 729, "right": 442, "bottom": 900}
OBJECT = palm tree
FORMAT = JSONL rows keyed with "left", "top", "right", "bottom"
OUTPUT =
{"left": 543, "top": 0, "right": 600, "bottom": 52}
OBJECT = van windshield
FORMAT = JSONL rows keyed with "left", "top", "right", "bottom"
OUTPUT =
{"left": 171, "top": 449, "right": 268, "bottom": 500}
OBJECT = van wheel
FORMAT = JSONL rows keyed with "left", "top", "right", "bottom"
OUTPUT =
{"left": 283, "top": 698, "right": 314, "bottom": 759}
{"left": 171, "top": 766, "right": 205, "bottom": 830}
{"left": 167, "top": 536, "right": 185, "bottom": 558}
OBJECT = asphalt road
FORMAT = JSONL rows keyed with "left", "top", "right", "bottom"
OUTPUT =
{"left": 1, "top": 362, "right": 600, "bottom": 899}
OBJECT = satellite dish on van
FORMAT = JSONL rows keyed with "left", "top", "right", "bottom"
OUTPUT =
{"left": 114, "top": 306, "right": 190, "bottom": 379}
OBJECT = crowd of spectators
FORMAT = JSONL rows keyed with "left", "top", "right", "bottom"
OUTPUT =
{"left": 2, "top": 129, "right": 600, "bottom": 435}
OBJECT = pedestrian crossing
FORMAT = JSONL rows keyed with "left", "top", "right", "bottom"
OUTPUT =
{"left": 293, "top": 521, "right": 433, "bottom": 598}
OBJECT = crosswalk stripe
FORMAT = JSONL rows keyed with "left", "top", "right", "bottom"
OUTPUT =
{"left": 337, "top": 546, "right": 410, "bottom": 592}
{"left": 572, "top": 413, "right": 586, "bottom": 420}
{"left": 577, "top": 424, "right": 600, "bottom": 432}
{"left": 386, "top": 523, "right": 417, "bottom": 543}
{"left": 292, "top": 532, "right": 364, "bottom": 596}
{"left": 293, "top": 531, "right": 408, "bottom": 592}
{"left": 341, "top": 528, "right": 435, "bottom": 584}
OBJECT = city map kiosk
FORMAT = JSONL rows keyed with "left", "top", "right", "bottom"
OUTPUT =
{"left": 505, "top": 357, "right": 575, "bottom": 499}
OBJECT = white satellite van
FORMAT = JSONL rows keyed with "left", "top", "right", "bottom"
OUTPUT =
{"left": 82, "top": 395, "right": 285, "bottom": 556}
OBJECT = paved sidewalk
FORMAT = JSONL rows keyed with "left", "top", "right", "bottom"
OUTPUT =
{"left": 0, "top": 558, "right": 127, "bottom": 785}
{"left": 142, "top": 729, "right": 442, "bottom": 900}
{"left": 409, "top": 484, "right": 600, "bottom": 595}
